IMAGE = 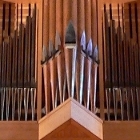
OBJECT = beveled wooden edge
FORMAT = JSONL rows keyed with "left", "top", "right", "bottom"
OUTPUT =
{"left": 71, "top": 98, "right": 103, "bottom": 123}
{"left": 39, "top": 98, "right": 72, "bottom": 123}
{"left": 71, "top": 99, "right": 103, "bottom": 139}
{"left": 103, "top": 121, "right": 140, "bottom": 140}
{"left": 0, "top": 121, "right": 38, "bottom": 140}
{"left": 39, "top": 98, "right": 103, "bottom": 140}
{"left": 101, "top": 0, "right": 136, "bottom": 4}
{"left": 38, "top": 98, "right": 72, "bottom": 139}
{"left": 36, "top": 0, "right": 43, "bottom": 121}
{"left": 3, "top": 0, "right": 42, "bottom": 4}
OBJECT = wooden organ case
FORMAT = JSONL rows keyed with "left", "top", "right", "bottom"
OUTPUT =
{"left": 0, "top": 0, "right": 139, "bottom": 140}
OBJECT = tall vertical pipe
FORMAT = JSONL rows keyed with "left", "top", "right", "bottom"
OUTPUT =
{"left": 56, "top": 0, "right": 63, "bottom": 43}
{"left": 90, "top": 0, "right": 98, "bottom": 112}
{"left": 77, "top": 0, "right": 85, "bottom": 40}
{"left": 76, "top": 0, "right": 85, "bottom": 102}
{"left": 71, "top": 0, "right": 77, "bottom": 36}
{"left": 49, "top": 0, "right": 57, "bottom": 109}
{"left": 63, "top": 0, "right": 72, "bottom": 36}
{"left": 84, "top": 0, "right": 92, "bottom": 107}
{"left": 63, "top": 0, "right": 73, "bottom": 98}
{"left": 43, "top": 0, "right": 49, "bottom": 47}
{"left": 71, "top": 0, "right": 77, "bottom": 98}
{"left": 63, "top": 0, "right": 77, "bottom": 98}
{"left": 43, "top": 0, "right": 50, "bottom": 113}
{"left": 49, "top": 0, "right": 56, "bottom": 46}
{"left": 63, "top": 0, "right": 78, "bottom": 34}
{"left": 85, "top": 0, "right": 91, "bottom": 43}
{"left": 56, "top": 0, "right": 64, "bottom": 103}
{"left": 91, "top": 0, "right": 98, "bottom": 46}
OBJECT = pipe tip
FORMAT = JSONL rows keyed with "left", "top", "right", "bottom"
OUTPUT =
{"left": 49, "top": 41, "right": 54, "bottom": 57}
{"left": 55, "top": 32, "right": 61, "bottom": 50}
{"left": 65, "top": 21, "right": 76, "bottom": 44}
{"left": 80, "top": 31, "right": 86, "bottom": 51}
{"left": 87, "top": 39, "right": 93, "bottom": 56}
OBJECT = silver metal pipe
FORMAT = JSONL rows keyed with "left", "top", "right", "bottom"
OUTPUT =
{"left": 131, "top": 88, "right": 136, "bottom": 120}
{"left": 63, "top": 76, "right": 66, "bottom": 102}
{"left": 79, "top": 51, "right": 85, "bottom": 104}
{"left": 105, "top": 88, "right": 111, "bottom": 120}
{"left": 113, "top": 88, "right": 118, "bottom": 120}
{"left": 125, "top": 88, "right": 130, "bottom": 120}
{"left": 17, "top": 88, "right": 23, "bottom": 121}
{"left": 6, "top": 88, "right": 11, "bottom": 121}
{"left": 136, "top": 88, "right": 140, "bottom": 120}
{"left": 71, "top": 47, "right": 77, "bottom": 98}
{"left": 31, "top": 88, "right": 36, "bottom": 121}
{"left": 86, "top": 58, "right": 92, "bottom": 110}
{"left": 55, "top": 86, "right": 58, "bottom": 108}
{"left": 119, "top": 88, "right": 124, "bottom": 120}
{"left": 1, "top": 88, "right": 5, "bottom": 120}
{"left": 24, "top": 88, "right": 29, "bottom": 121}
{"left": 12, "top": 88, "right": 17, "bottom": 121}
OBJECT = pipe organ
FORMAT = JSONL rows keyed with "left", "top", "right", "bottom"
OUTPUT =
{"left": 0, "top": 0, "right": 140, "bottom": 139}
{"left": 42, "top": 0, "right": 99, "bottom": 115}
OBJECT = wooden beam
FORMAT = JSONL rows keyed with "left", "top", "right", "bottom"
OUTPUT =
{"left": 0, "top": 121, "right": 38, "bottom": 140}
{"left": 98, "top": 0, "right": 105, "bottom": 120}
{"left": 37, "top": 0, "right": 43, "bottom": 121}
{"left": 103, "top": 121, "right": 140, "bottom": 140}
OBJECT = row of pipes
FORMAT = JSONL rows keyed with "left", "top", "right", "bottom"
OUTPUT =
{"left": 103, "top": 2, "right": 140, "bottom": 120}
{"left": 0, "top": 3, "right": 37, "bottom": 121}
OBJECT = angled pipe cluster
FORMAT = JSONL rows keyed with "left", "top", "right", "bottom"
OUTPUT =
{"left": 42, "top": 0, "right": 99, "bottom": 115}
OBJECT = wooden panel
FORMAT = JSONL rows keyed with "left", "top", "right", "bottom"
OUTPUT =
{"left": 0, "top": 121, "right": 38, "bottom": 140}
{"left": 41, "top": 119, "right": 100, "bottom": 140}
{"left": 39, "top": 98, "right": 103, "bottom": 140}
{"left": 103, "top": 121, "right": 140, "bottom": 140}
